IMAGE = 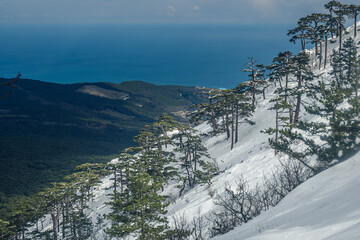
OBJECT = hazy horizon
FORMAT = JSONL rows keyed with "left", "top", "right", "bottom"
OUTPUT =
{"left": 2, "top": 0, "right": 359, "bottom": 25}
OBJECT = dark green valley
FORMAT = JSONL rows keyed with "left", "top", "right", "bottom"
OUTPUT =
{"left": 0, "top": 78, "right": 206, "bottom": 197}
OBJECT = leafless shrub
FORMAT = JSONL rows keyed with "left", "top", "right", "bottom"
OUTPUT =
{"left": 208, "top": 178, "right": 262, "bottom": 237}
{"left": 214, "top": 179, "right": 262, "bottom": 224}
{"left": 167, "top": 213, "right": 191, "bottom": 240}
{"left": 208, "top": 158, "right": 312, "bottom": 238}
{"left": 191, "top": 215, "right": 208, "bottom": 240}
{"left": 263, "top": 158, "right": 312, "bottom": 206}
{"left": 207, "top": 209, "right": 238, "bottom": 238}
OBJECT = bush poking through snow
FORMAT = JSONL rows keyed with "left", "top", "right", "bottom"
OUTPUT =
{"left": 209, "top": 158, "right": 311, "bottom": 238}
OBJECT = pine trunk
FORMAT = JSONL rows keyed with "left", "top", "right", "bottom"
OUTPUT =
{"left": 324, "top": 35, "right": 328, "bottom": 68}
{"left": 252, "top": 91, "right": 256, "bottom": 107}
{"left": 209, "top": 98, "right": 218, "bottom": 131}
{"left": 275, "top": 102, "right": 279, "bottom": 155}
{"left": 319, "top": 41, "right": 322, "bottom": 70}
{"left": 225, "top": 113, "right": 230, "bottom": 140}
{"left": 231, "top": 106, "right": 234, "bottom": 150}
{"left": 51, "top": 212, "right": 59, "bottom": 240}
{"left": 285, "top": 74, "right": 289, "bottom": 103}
{"left": 262, "top": 89, "right": 266, "bottom": 100}
{"left": 62, "top": 207, "right": 66, "bottom": 239}
{"left": 355, "top": 16, "right": 357, "bottom": 38}
{"left": 356, "top": 74, "right": 359, "bottom": 116}
{"left": 235, "top": 105, "right": 239, "bottom": 144}
{"left": 211, "top": 110, "right": 218, "bottom": 132}
{"left": 294, "top": 74, "right": 302, "bottom": 124}
{"left": 339, "top": 25, "right": 342, "bottom": 50}
{"left": 114, "top": 167, "right": 117, "bottom": 200}
{"left": 120, "top": 171, "right": 124, "bottom": 193}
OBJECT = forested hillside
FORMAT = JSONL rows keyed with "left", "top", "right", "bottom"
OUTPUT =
{"left": 0, "top": 79, "right": 206, "bottom": 196}
{"left": 2, "top": 1, "right": 360, "bottom": 239}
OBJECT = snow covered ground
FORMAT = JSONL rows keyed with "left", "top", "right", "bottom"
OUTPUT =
{"left": 215, "top": 150, "right": 360, "bottom": 240}
{"left": 34, "top": 22, "right": 360, "bottom": 240}
{"left": 88, "top": 22, "right": 360, "bottom": 239}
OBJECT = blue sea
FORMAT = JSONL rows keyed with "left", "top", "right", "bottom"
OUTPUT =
{"left": 0, "top": 24, "right": 299, "bottom": 89}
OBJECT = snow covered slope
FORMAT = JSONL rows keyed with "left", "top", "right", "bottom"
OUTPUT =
{"left": 57, "top": 22, "right": 360, "bottom": 240}
{"left": 215, "top": 150, "right": 360, "bottom": 240}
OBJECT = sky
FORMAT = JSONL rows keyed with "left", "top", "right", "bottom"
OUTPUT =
{"left": 1, "top": 0, "right": 359, "bottom": 25}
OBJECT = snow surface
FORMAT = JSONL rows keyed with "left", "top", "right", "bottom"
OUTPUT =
{"left": 90, "top": 22, "right": 360, "bottom": 240}
{"left": 215, "top": 148, "right": 360, "bottom": 240}
{"left": 34, "top": 22, "right": 360, "bottom": 240}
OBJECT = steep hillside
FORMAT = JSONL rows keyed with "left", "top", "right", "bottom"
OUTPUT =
{"left": 215, "top": 149, "right": 360, "bottom": 240}
{"left": 74, "top": 22, "right": 360, "bottom": 239}
{"left": 0, "top": 79, "right": 206, "bottom": 196}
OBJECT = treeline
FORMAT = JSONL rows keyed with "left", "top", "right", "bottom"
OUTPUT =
{"left": 2, "top": 1, "right": 360, "bottom": 239}
{"left": 105, "top": 113, "right": 219, "bottom": 239}
{"left": 267, "top": 1, "right": 360, "bottom": 173}
{"left": 188, "top": 0, "right": 360, "bottom": 237}
{"left": 0, "top": 162, "right": 105, "bottom": 240}
{"left": 288, "top": 1, "right": 360, "bottom": 68}
{"left": 0, "top": 114, "right": 218, "bottom": 239}
{"left": 207, "top": 33, "right": 360, "bottom": 235}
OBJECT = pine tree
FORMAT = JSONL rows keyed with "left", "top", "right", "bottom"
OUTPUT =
{"left": 233, "top": 83, "right": 255, "bottom": 144}
{"left": 324, "top": 0, "right": 343, "bottom": 39}
{"left": 187, "top": 89, "right": 221, "bottom": 134}
{"left": 268, "top": 37, "right": 360, "bottom": 171}
{"left": 333, "top": 2, "right": 348, "bottom": 50}
{"left": 0, "top": 219, "right": 11, "bottom": 239}
{"left": 106, "top": 156, "right": 168, "bottom": 240}
{"left": 288, "top": 19, "right": 309, "bottom": 51}
{"left": 346, "top": 4, "right": 360, "bottom": 38}
{"left": 291, "top": 51, "right": 314, "bottom": 124}
{"left": 38, "top": 182, "right": 68, "bottom": 240}
{"left": 242, "top": 57, "right": 267, "bottom": 108}
{"left": 263, "top": 96, "right": 293, "bottom": 155}
{"left": 318, "top": 15, "right": 335, "bottom": 69}
{"left": 107, "top": 153, "right": 136, "bottom": 200}
{"left": 173, "top": 128, "right": 215, "bottom": 196}
{"left": 3, "top": 196, "right": 35, "bottom": 240}
{"left": 268, "top": 51, "right": 294, "bottom": 104}
{"left": 302, "top": 13, "right": 329, "bottom": 57}
{"left": 152, "top": 113, "right": 179, "bottom": 149}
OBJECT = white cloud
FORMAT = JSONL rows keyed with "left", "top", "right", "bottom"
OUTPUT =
{"left": 194, "top": 5, "right": 200, "bottom": 11}
{"left": 168, "top": 6, "right": 176, "bottom": 12}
